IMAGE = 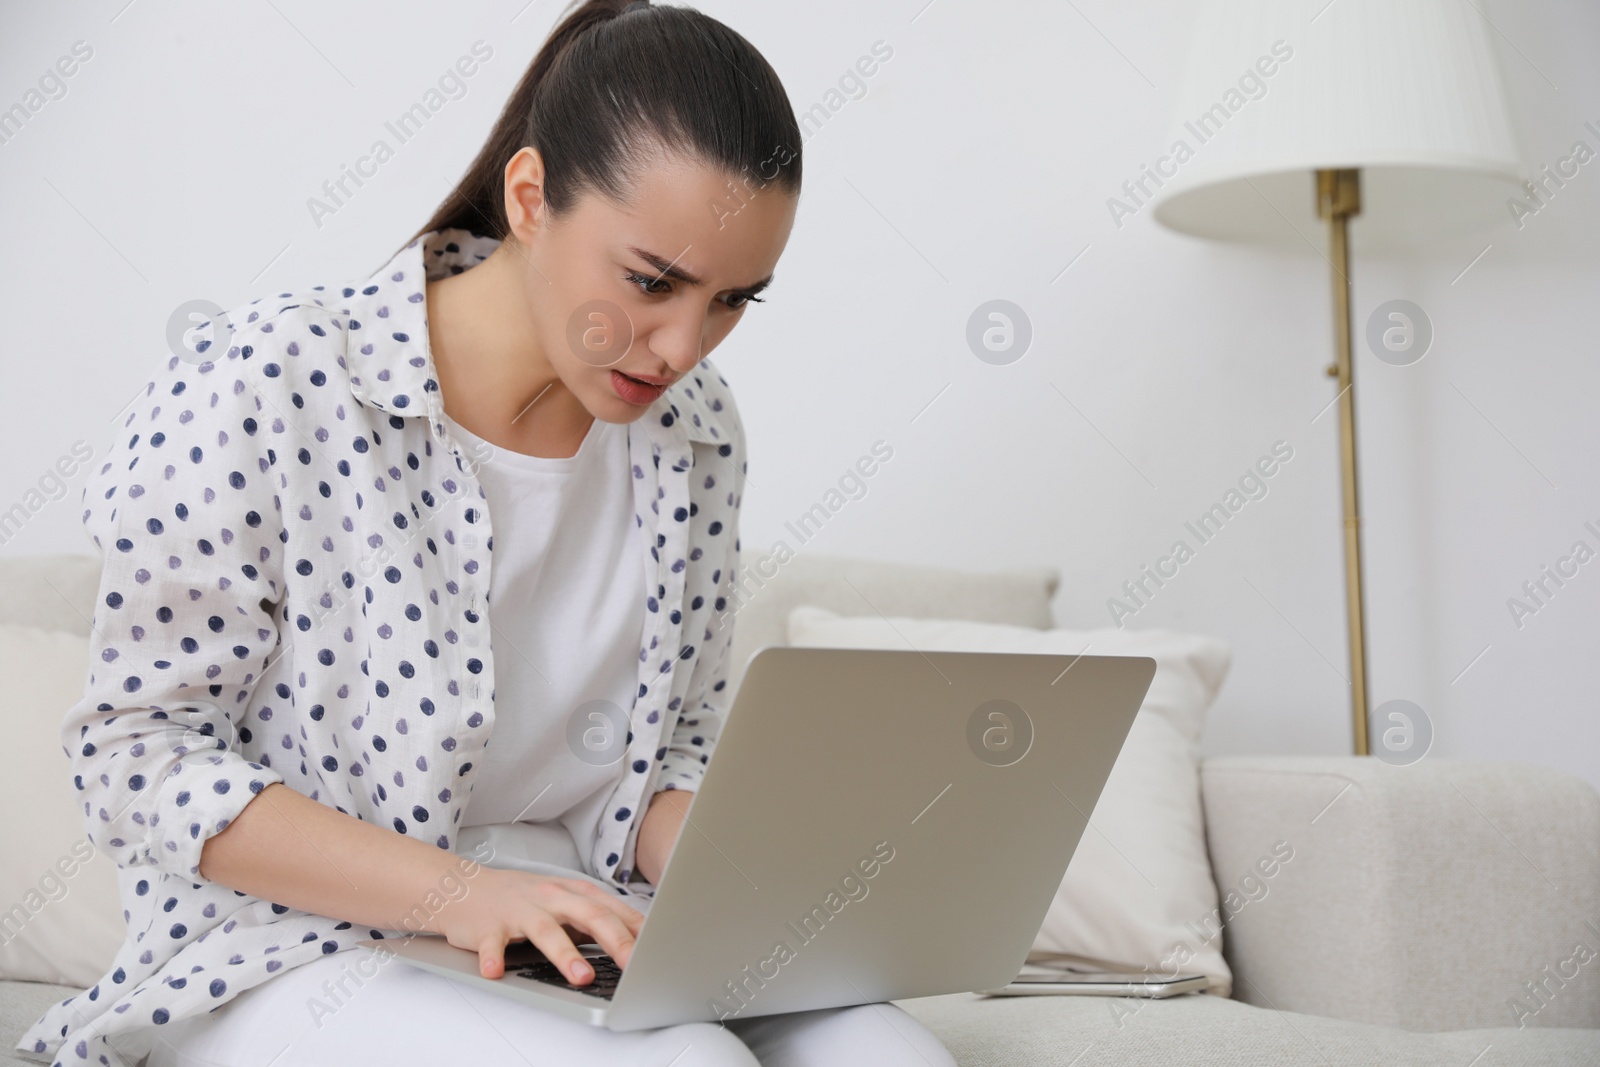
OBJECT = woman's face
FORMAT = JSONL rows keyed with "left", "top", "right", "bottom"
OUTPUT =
{"left": 504, "top": 145, "right": 798, "bottom": 422}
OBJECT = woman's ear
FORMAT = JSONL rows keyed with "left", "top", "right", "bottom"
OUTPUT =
{"left": 503, "top": 146, "right": 550, "bottom": 245}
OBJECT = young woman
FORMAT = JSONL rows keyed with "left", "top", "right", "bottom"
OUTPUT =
{"left": 18, "top": 1, "right": 956, "bottom": 1064}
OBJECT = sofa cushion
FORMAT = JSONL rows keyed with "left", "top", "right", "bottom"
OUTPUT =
{"left": 891, "top": 990, "right": 1600, "bottom": 1067}
{"left": 724, "top": 549, "right": 1060, "bottom": 696}
{"left": 786, "top": 606, "right": 1233, "bottom": 995}
{"left": 0, "top": 625, "right": 125, "bottom": 989}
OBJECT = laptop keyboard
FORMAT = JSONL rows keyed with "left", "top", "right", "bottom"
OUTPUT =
{"left": 512, "top": 954, "right": 624, "bottom": 1000}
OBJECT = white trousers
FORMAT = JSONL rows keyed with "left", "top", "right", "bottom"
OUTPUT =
{"left": 143, "top": 945, "right": 956, "bottom": 1067}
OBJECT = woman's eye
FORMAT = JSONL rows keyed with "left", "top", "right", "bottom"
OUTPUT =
{"left": 626, "top": 270, "right": 765, "bottom": 309}
{"left": 626, "top": 271, "right": 671, "bottom": 296}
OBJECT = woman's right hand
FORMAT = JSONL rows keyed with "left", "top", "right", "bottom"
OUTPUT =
{"left": 434, "top": 866, "right": 647, "bottom": 984}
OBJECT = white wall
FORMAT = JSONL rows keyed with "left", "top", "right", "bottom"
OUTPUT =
{"left": 2, "top": 0, "right": 1594, "bottom": 790}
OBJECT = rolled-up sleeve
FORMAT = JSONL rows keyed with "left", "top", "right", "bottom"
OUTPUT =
{"left": 657, "top": 534, "right": 739, "bottom": 793}
{"left": 64, "top": 350, "right": 287, "bottom": 883}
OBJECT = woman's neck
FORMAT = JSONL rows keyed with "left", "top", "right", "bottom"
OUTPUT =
{"left": 426, "top": 242, "right": 595, "bottom": 459}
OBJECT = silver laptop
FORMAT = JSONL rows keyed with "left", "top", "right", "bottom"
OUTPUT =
{"left": 358, "top": 643, "right": 1155, "bottom": 1031}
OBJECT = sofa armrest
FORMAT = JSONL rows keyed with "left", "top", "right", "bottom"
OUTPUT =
{"left": 1200, "top": 756, "right": 1600, "bottom": 1032}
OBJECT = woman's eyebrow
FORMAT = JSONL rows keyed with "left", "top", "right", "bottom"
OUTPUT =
{"left": 628, "top": 245, "right": 773, "bottom": 294}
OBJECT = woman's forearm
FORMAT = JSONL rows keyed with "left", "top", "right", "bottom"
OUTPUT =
{"left": 634, "top": 788, "right": 693, "bottom": 886}
{"left": 198, "top": 782, "right": 481, "bottom": 934}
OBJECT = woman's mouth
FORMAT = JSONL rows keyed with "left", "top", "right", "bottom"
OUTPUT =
{"left": 610, "top": 369, "right": 668, "bottom": 405}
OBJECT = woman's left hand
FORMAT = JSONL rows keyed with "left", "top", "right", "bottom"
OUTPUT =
{"left": 633, "top": 788, "right": 694, "bottom": 885}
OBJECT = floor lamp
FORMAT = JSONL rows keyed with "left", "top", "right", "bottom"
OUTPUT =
{"left": 1145, "top": 0, "right": 1525, "bottom": 754}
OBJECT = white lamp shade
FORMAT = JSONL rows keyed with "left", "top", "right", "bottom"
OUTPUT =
{"left": 1147, "top": 0, "right": 1526, "bottom": 249}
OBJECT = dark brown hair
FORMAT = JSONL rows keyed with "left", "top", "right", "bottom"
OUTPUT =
{"left": 406, "top": 0, "right": 802, "bottom": 250}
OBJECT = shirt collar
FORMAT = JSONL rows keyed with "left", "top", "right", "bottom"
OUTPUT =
{"left": 340, "top": 227, "right": 725, "bottom": 446}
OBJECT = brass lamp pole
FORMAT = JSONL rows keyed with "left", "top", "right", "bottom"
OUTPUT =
{"left": 1151, "top": 1, "right": 1523, "bottom": 758}
{"left": 1316, "top": 168, "right": 1370, "bottom": 757}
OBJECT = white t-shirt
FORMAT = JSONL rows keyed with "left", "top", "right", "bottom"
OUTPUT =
{"left": 439, "top": 409, "right": 645, "bottom": 875}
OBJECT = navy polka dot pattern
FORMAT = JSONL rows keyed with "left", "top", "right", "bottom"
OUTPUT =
{"left": 17, "top": 228, "right": 745, "bottom": 1067}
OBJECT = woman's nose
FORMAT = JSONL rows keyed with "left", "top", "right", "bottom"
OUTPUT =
{"left": 651, "top": 312, "right": 712, "bottom": 374}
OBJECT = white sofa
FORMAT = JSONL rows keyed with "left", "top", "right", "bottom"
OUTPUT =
{"left": 3, "top": 552, "right": 1597, "bottom": 1066}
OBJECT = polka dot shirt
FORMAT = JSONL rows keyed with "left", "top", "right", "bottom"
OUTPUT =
{"left": 17, "top": 228, "right": 746, "bottom": 1067}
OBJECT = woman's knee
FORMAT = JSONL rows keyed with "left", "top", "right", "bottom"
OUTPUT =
{"left": 727, "top": 1002, "right": 956, "bottom": 1067}
{"left": 639, "top": 1020, "right": 761, "bottom": 1067}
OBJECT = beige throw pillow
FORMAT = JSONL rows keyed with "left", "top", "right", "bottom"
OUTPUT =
{"left": 785, "top": 604, "right": 1234, "bottom": 995}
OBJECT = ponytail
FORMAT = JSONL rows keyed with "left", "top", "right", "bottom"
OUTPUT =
{"left": 403, "top": 0, "right": 801, "bottom": 252}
